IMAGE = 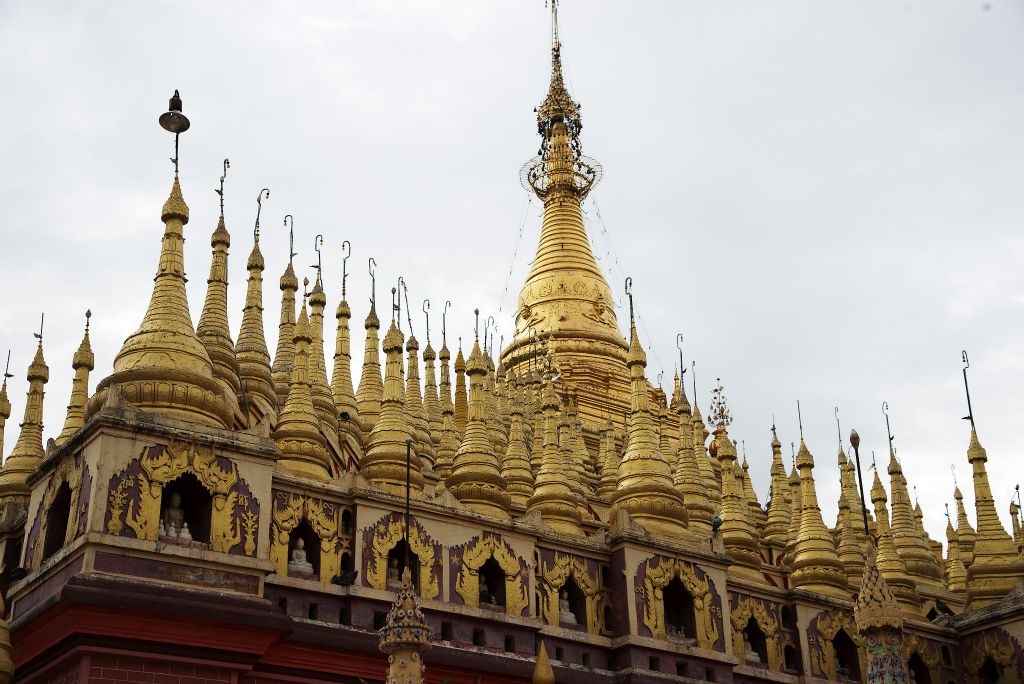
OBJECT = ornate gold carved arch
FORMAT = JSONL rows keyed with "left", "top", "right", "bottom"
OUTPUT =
{"left": 452, "top": 534, "right": 528, "bottom": 617}
{"left": 963, "top": 630, "right": 1023, "bottom": 684}
{"left": 365, "top": 514, "right": 439, "bottom": 599}
{"left": 808, "top": 609, "right": 863, "bottom": 681}
{"left": 638, "top": 557, "right": 720, "bottom": 651}
{"left": 105, "top": 441, "right": 258, "bottom": 557}
{"left": 902, "top": 633, "right": 942, "bottom": 681}
{"left": 538, "top": 552, "right": 605, "bottom": 633}
{"left": 269, "top": 491, "right": 348, "bottom": 583}
{"left": 730, "top": 595, "right": 783, "bottom": 672}
{"left": 30, "top": 454, "right": 86, "bottom": 568}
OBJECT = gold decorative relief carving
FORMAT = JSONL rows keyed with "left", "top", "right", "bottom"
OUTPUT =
{"left": 730, "top": 595, "right": 782, "bottom": 671}
{"left": 453, "top": 534, "right": 528, "bottom": 617}
{"left": 638, "top": 557, "right": 720, "bottom": 651}
{"left": 365, "top": 514, "right": 439, "bottom": 600}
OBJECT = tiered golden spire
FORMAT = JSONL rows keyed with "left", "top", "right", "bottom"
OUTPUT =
{"left": 946, "top": 511, "right": 968, "bottom": 593}
{"left": 763, "top": 428, "right": 791, "bottom": 543}
{"left": 434, "top": 337, "right": 458, "bottom": 481}
{"left": 953, "top": 485, "right": 977, "bottom": 566}
{"left": 870, "top": 470, "right": 921, "bottom": 614}
{"left": 673, "top": 381, "right": 712, "bottom": 535}
{"left": 453, "top": 345, "right": 468, "bottom": 437}
{"left": 533, "top": 641, "right": 556, "bottom": 684}
{"left": 740, "top": 452, "right": 764, "bottom": 527}
{"left": 502, "top": 380, "right": 535, "bottom": 512}
{"left": 272, "top": 301, "right": 330, "bottom": 481}
{"left": 271, "top": 245, "right": 298, "bottom": 409}
{"left": 93, "top": 140, "right": 230, "bottom": 428}
{"left": 0, "top": 338, "right": 48, "bottom": 492}
{"left": 356, "top": 290, "right": 383, "bottom": 436}
{"left": 363, "top": 316, "right": 419, "bottom": 495}
{"left": 789, "top": 437, "right": 848, "bottom": 597}
{"left": 235, "top": 196, "right": 277, "bottom": 424}
{"left": 836, "top": 491, "right": 866, "bottom": 583}
{"left": 527, "top": 374, "right": 583, "bottom": 534}
{"left": 331, "top": 257, "right": 361, "bottom": 446}
{"left": 609, "top": 323, "right": 687, "bottom": 537}
{"left": 886, "top": 449, "right": 944, "bottom": 589}
{"left": 963, "top": 427, "right": 1024, "bottom": 607}
{"left": 595, "top": 420, "right": 620, "bottom": 499}
{"left": 196, "top": 161, "right": 242, "bottom": 421}
{"left": 56, "top": 312, "right": 94, "bottom": 445}
{"left": 308, "top": 270, "right": 340, "bottom": 443}
{"left": 421, "top": 322, "right": 443, "bottom": 450}
{"left": 404, "top": 329, "right": 436, "bottom": 483}
{"left": 784, "top": 455, "right": 802, "bottom": 564}
{"left": 379, "top": 568, "right": 430, "bottom": 684}
{"left": 448, "top": 328, "right": 510, "bottom": 519}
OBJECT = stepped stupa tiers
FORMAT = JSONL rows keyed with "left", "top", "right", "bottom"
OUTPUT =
{"left": 1, "top": 9, "right": 1022, "bottom": 684}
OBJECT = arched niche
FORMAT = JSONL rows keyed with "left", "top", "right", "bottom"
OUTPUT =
{"left": 663, "top": 577, "right": 696, "bottom": 641}
{"left": 783, "top": 644, "right": 801, "bottom": 674}
{"left": 908, "top": 652, "right": 932, "bottom": 684}
{"left": 742, "top": 616, "right": 768, "bottom": 666}
{"left": 287, "top": 519, "right": 320, "bottom": 578}
{"left": 978, "top": 658, "right": 1004, "bottom": 684}
{"left": 42, "top": 483, "right": 72, "bottom": 560}
{"left": 832, "top": 629, "right": 861, "bottom": 682}
{"left": 386, "top": 539, "right": 420, "bottom": 593}
{"left": 478, "top": 556, "right": 506, "bottom": 608}
{"left": 160, "top": 472, "right": 212, "bottom": 543}
{"left": 559, "top": 575, "right": 586, "bottom": 627}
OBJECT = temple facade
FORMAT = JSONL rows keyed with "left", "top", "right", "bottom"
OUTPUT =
{"left": 0, "top": 7, "right": 1022, "bottom": 684}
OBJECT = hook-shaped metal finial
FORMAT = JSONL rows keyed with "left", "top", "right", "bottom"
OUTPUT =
{"left": 311, "top": 234, "right": 324, "bottom": 281}
{"left": 676, "top": 334, "right": 686, "bottom": 382}
{"left": 951, "top": 464, "right": 958, "bottom": 487}
{"left": 253, "top": 188, "right": 270, "bottom": 240}
{"left": 215, "top": 158, "right": 230, "bottom": 217}
{"left": 499, "top": 334, "right": 504, "bottom": 355}
{"left": 962, "top": 350, "right": 975, "bottom": 429}
{"left": 624, "top": 277, "right": 634, "bottom": 326}
{"left": 691, "top": 360, "right": 697, "bottom": 408}
{"left": 796, "top": 399, "right": 803, "bottom": 440}
{"left": 442, "top": 300, "right": 451, "bottom": 346}
{"left": 395, "top": 277, "right": 405, "bottom": 331}
{"left": 33, "top": 313, "right": 44, "bottom": 341}
{"left": 422, "top": 299, "right": 431, "bottom": 345}
{"left": 340, "top": 240, "right": 351, "bottom": 299}
{"left": 835, "top": 406, "right": 841, "bottom": 451}
{"left": 283, "top": 215, "right": 296, "bottom": 264}
{"left": 656, "top": 370, "right": 664, "bottom": 391}
{"left": 368, "top": 257, "right": 378, "bottom": 308}
{"left": 485, "top": 315, "right": 495, "bottom": 354}
{"left": 402, "top": 279, "right": 413, "bottom": 335}
{"left": 882, "top": 401, "right": 894, "bottom": 455}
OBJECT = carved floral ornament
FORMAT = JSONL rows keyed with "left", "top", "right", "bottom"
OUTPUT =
{"left": 27, "top": 451, "right": 89, "bottom": 568}
{"left": 730, "top": 594, "right": 783, "bottom": 672}
{"left": 104, "top": 441, "right": 258, "bottom": 557}
{"left": 537, "top": 551, "right": 606, "bottom": 633}
{"left": 901, "top": 633, "right": 942, "bottom": 678}
{"left": 452, "top": 533, "right": 529, "bottom": 617}
{"left": 269, "top": 490, "right": 349, "bottom": 582}
{"left": 807, "top": 609, "right": 862, "bottom": 681}
{"left": 636, "top": 556, "right": 720, "bottom": 651}
{"left": 364, "top": 512, "right": 440, "bottom": 600}
{"left": 963, "top": 629, "right": 1024, "bottom": 683}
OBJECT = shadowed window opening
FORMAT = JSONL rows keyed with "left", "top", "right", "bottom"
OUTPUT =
{"left": 341, "top": 509, "right": 353, "bottom": 536}
{"left": 386, "top": 539, "right": 419, "bottom": 593}
{"left": 160, "top": 473, "right": 212, "bottom": 543}
{"left": 784, "top": 644, "right": 801, "bottom": 673}
{"left": 662, "top": 577, "right": 696, "bottom": 640}
{"left": 441, "top": 621, "right": 453, "bottom": 640}
{"left": 42, "top": 483, "right": 72, "bottom": 560}
{"left": 832, "top": 629, "right": 860, "bottom": 681}
{"left": 559, "top": 575, "right": 586, "bottom": 626}
{"left": 504, "top": 635, "right": 515, "bottom": 653}
{"left": 978, "top": 658, "right": 1003, "bottom": 684}
{"left": 478, "top": 556, "right": 506, "bottom": 607}
{"left": 472, "top": 628, "right": 485, "bottom": 647}
{"left": 940, "top": 645, "right": 952, "bottom": 667}
{"left": 908, "top": 652, "right": 931, "bottom": 684}
{"left": 781, "top": 605, "right": 796, "bottom": 628}
{"left": 742, "top": 616, "right": 768, "bottom": 665}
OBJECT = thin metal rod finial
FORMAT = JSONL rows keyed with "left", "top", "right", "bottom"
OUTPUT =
{"left": 84, "top": 309, "right": 92, "bottom": 333}
{"left": 395, "top": 277, "right": 405, "bottom": 331}
{"left": 311, "top": 234, "right": 324, "bottom": 281}
{"left": 253, "top": 189, "right": 270, "bottom": 241}
{"left": 422, "top": 299, "right": 431, "bottom": 345}
{"left": 962, "top": 350, "right": 976, "bottom": 429}
{"left": 474, "top": 309, "right": 480, "bottom": 341}
{"left": 796, "top": 400, "right": 803, "bottom": 440}
{"left": 624, "top": 277, "right": 634, "bottom": 327}
{"left": 341, "top": 240, "right": 351, "bottom": 299}
{"left": 368, "top": 258, "right": 377, "bottom": 308}
{"left": 3, "top": 350, "right": 11, "bottom": 381}
{"left": 882, "top": 401, "right": 894, "bottom": 455}
{"left": 442, "top": 301, "right": 451, "bottom": 346}
{"left": 402, "top": 280, "right": 413, "bottom": 335}
{"left": 283, "top": 215, "right": 296, "bottom": 263}
{"left": 215, "top": 159, "right": 230, "bottom": 217}
{"left": 834, "top": 406, "right": 841, "bottom": 450}
{"left": 33, "top": 313, "right": 44, "bottom": 341}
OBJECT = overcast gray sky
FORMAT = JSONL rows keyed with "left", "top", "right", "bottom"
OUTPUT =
{"left": 2, "top": 1, "right": 1022, "bottom": 547}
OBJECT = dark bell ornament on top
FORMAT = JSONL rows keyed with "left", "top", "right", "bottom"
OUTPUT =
{"left": 159, "top": 89, "right": 190, "bottom": 134}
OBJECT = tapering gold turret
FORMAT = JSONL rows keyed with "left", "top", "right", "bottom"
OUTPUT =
{"left": 448, "top": 338, "right": 510, "bottom": 519}
{"left": 526, "top": 375, "right": 583, "bottom": 535}
{"left": 307, "top": 275, "right": 340, "bottom": 442}
{"left": 871, "top": 470, "right": 921, "bottom": 614}
{"left": 789, "top": 439, "right": 848, "bottom": 597}
{"left": 953, "top": 486, "right": 976, "bottom": 567}
{"left": 0, "top": 341, "right": 48, "bottom": 492}
{"left": 92, "top": 177, "right": 230, "bottom": 428}
{"left": 404, "top": 333, "right": 436, "bottom": 483}
{"left": 331, "top": 295, "right": 362, "bottom": 447}
{"left": 501, "top": 380, "right": 535, "bottom": 512}
{"left": 56, "top": 313, "right": 94, "bottom": 445}
{"left": 271, "top": 261, "right": 298, "bottom": 408}
{"left": 196, "top": 214, "right": 242, "bottom": 419}
{"left": 946, "top": 516, "right": 968, "bottom": 593}
{"left": 608, "top": 325, "right": 687, "bottom": 537}
{"left": 453, "top": 346, "right": 468, "bottom": 438}
{"left": 963, "top": 428, "right": 1024, "bottom": 607}
{"left": 356, "top": 303, "right": 383, "bottom": 436}
{"left": 763, "top": 430, "right": 791, "bottom": 543}
{"left": 272, "top": 303, "right": 330, "bottom": 481}
{"left": 0, "top": 373, "right": 10, "bottom": 460}
{"left": 501, "top": 29, "right": 629, "bottom": 431}
{"left": 362, "top": 321, "right": 420, "bottom": 495}
{"left": 235, "top": 235, "right": 277, "bottom": 423}
{"left": 887, "top": 449, "right": 944, "bottom": 589}
{"left": 673, "top": 384, "right": 711, "bottom": 535}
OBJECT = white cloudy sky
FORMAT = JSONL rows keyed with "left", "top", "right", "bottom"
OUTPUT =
{"left": 2, "top": 1, "right": 1023, "bottom": 547}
